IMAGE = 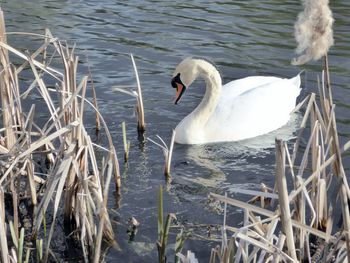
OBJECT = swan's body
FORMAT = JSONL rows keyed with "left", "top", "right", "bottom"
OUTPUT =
{"left": 171, "top": 57, "right": 301, "bottom": 145}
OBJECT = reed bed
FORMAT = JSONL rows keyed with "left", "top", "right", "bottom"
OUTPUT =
{"left": 0, "top": 8, "right": 120, "bottom": 262}
{"left": 205, "top": 65, "right": 350, "bottom": 262}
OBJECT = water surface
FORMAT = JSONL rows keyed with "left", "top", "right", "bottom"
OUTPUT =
{"left": 1, "top": 0, "right": 350, "bottom": 261}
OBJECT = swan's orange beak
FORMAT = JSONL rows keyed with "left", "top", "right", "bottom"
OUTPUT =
{"left": 174, "top": 83, "right": 185, "bottom": 105}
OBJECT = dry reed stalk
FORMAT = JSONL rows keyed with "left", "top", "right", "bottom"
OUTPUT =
{"left": 323, "top": 54, "right": 333, "bottom": 106}
{"left": 112, "top": 54, "right": 146, "bottom": 133}
{"left": 0, "top": 188, "right": 9, "bottom": 263}
{"left": 0, "top": 7, "right": 17, "bottom": 150}
{"left": 166, "top": 130, "right": 176, "bottom": 176}
{"left": 275, "top": 139, "right": 297, "bottom": 261}
{"left": 122, "top": 121, "right": 131, "bottom": 162}
{"left": 207, "top": 193, "right": 236, "bottom": 263}
{"left": 86, "top": 56, "right": 101, "bottom": 131}
{"left": 329, "top": 109, "right": 350, "bottom": 261}
{"left": 130, "top": 54, "right": 146, "bottom": 132}
{"left": 0, "top": 11, "right": 121, "bottom": 261}
{"left": 272, "top": 233, "right": 286, "bottom": 263}
{"left": 148, "top": 130, "right": 176, "bottom": 177}
{"left": 93, "top": 158, "right": 114, "bottom": 263}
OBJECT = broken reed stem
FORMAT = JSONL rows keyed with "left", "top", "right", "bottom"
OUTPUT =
{"left": 10, "top": 178, "right": 19, "bottom": 242}
{"left": 130, "top": 54, "right": 146, "bottom": 132}
{"left": 323, "top": 54, "right": 333, "bottom": 105}
{"left": 122, "top": 121, "right": 130, "bottom": 162}
{"left": 273, "top": 233, "right": 286, "bottom": 263}
{"left": 94, "top": 158, "right": 114, "bottom": 263}
{"left": 164, "top": 130, "right": 176, "bottom": 177}
{"left": 0, "top": 8, "right": 17, "bottom": 150}
{"left": 0, "top": 189, "right": 9, "bottom": 263}
{"left": 90, "top": 70, "right": 101, "bottom": 132}
{"left": 329, "top": 108, "right": 350, "bottom": 261}
{"left": 85, "top": 53, "right": 101, "bottom": 131}
{"left": 275, "top": 139, "right": 297, "bottom": 261}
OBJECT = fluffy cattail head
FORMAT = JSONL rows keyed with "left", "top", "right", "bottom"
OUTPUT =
{"left": 292, "top": 0, "right": 334, "bottom": 65}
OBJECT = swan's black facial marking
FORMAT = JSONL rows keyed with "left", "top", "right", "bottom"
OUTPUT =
{"left": 171, "top": 74, "right": 178, "bottom": 88}
{"left": 171, "top": 73, "right": 187, "bottom": 105}
{"left": 171, "top": 73, "right": 183, "bottom": 88}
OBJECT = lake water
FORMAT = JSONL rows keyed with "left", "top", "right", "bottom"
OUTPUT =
{"left": 1, "top": 0, "right": 350, "bottom": 262}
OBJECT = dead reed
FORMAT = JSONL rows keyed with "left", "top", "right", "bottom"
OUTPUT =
{"left": 0, "top": 8, "right": 120, "bottom": 262}
{"left": 206, "top": 65, "right": 350, "bottom": 262}
{"left": 112, "top": 54, "right": 146, "bottom": 133}
{"left": 122, "top": 121, "right": 131, "bottom": 162}
{"left": 148, "top": 130, "right": 176, "bottom": 177}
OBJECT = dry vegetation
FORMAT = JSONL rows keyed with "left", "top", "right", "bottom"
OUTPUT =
{"left": 0, "top": 8, "right": 120, "bottom": 262}
{"left": 205, "top": 61, "right": 350, "bottom": 262}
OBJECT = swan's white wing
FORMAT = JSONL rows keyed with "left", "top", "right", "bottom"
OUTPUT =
{"left": 207, "top": 75, "right": 301, "bottom": 142}
{"left": 221, "top": 76, "right": 282, "bottom": 99}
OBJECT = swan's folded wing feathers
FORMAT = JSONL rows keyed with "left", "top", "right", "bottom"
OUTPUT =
{"left": 222, "top": 76, "right": 282, "bottom": 99}
{"left": 207, "top": 76, "right": 301, "bottom": 141}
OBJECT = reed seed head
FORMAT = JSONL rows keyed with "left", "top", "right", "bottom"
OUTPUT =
{"left": 292, "top": 0, "right": 334, "bottom": 65}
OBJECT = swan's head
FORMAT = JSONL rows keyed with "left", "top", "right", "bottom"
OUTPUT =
{"left": 171, "top": 57, "right": 220, "bottom": 104}
{"left": 171, "top": 57, "right": 202, "bottom": 105}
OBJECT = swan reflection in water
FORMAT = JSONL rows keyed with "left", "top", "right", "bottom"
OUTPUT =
{"left": 172, "top": 113, "right": 301, "bottom": 193}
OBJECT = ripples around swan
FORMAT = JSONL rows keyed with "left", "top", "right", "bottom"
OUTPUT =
{"left": 2, "top": 0, "right": 350, "bottom": 261}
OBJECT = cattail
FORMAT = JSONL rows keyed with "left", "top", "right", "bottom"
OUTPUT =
{"left": 292, "top": 0, "right": 334, "bottom": 65}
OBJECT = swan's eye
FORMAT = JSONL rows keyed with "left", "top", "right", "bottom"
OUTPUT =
{"left": 171, "top": 73, "right": 182, "bottom": 88}
{"left": 171, "top": 79, "right": 177, "bottom": 88}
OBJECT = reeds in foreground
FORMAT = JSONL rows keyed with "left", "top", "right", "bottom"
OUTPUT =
{"left": 0, "top": 9, "right": 120, "bottom": 262}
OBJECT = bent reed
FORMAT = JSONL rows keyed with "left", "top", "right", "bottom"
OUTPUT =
{"left": 0, "top": 8, "right": 120, "bottom": 262}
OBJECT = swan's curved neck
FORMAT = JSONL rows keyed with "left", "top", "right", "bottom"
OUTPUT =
{"left": 190, "top": 61, "right": 222, "bottom": 126}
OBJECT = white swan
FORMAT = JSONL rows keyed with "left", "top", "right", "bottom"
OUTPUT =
{"left": 171, "top": 57, "right": 301, "bottom": 144}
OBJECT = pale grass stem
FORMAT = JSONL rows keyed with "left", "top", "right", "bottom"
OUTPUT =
{"left": 112, "top": 54, "right": 146, "bottom": 133}
{"left": 130, "top": 54, "right": 146, "bottom": 132}
{"left": 122, "top": 121, "right": 131, "bottom": 162}
{"left": 148, "top": 130, "right": 176, "bottom": 177}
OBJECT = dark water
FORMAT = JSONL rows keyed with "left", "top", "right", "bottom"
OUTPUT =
{"left": 1, "top": 0, "right": 350, "bottom": 262}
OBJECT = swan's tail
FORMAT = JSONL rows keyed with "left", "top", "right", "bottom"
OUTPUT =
{"left": 292, "top": 72, "right": 302, "bottom": 93}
